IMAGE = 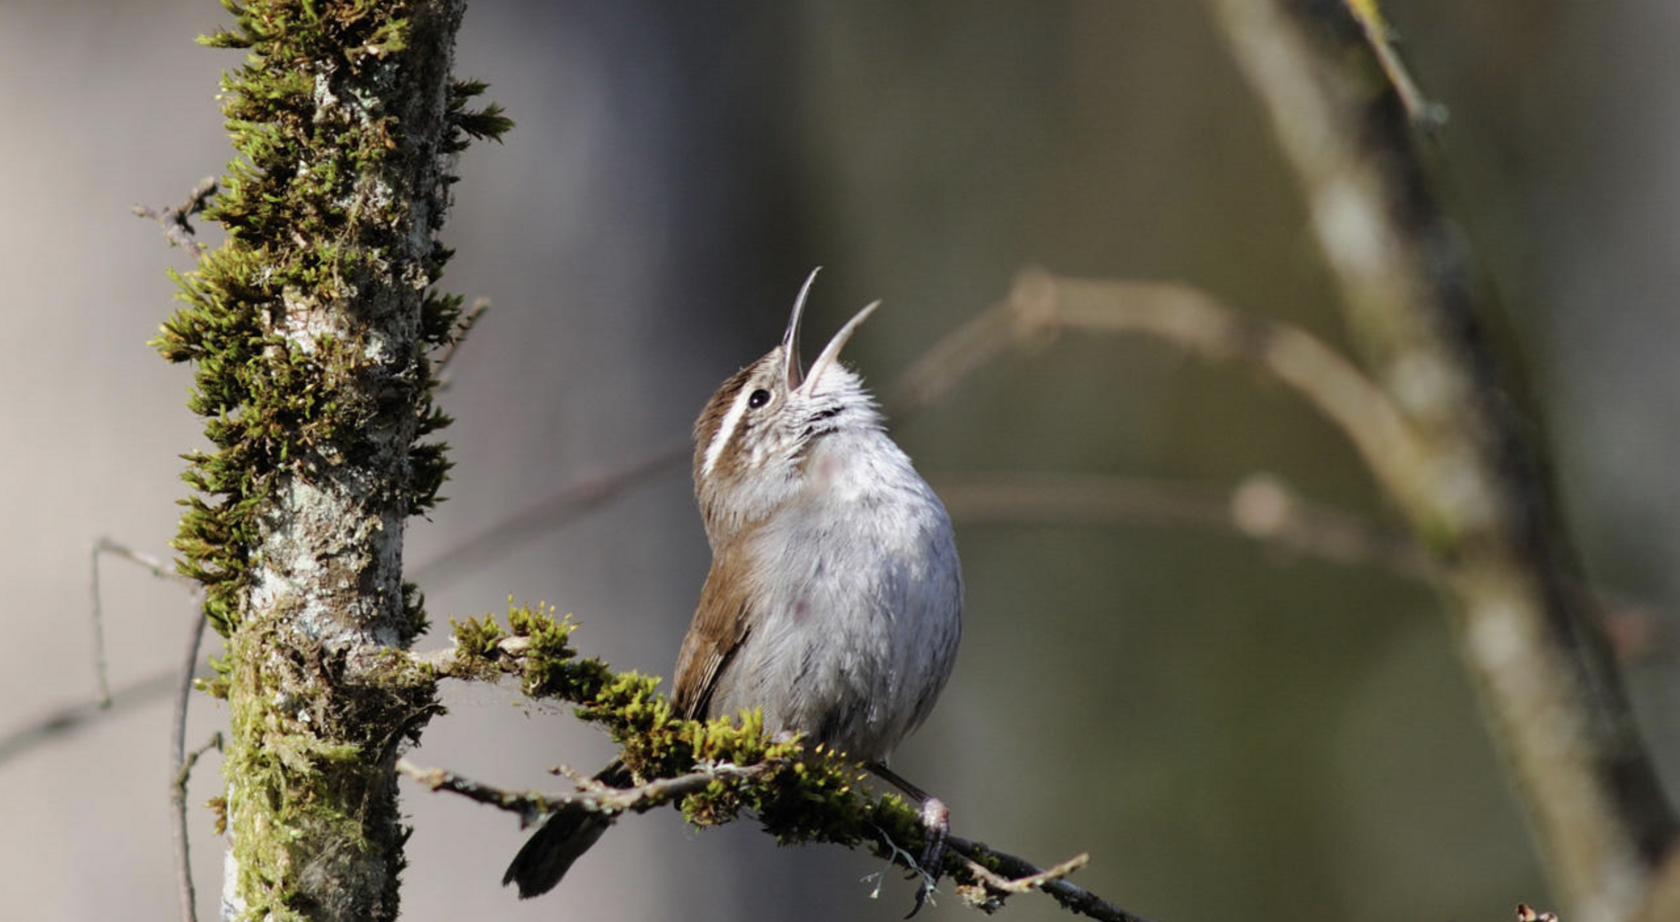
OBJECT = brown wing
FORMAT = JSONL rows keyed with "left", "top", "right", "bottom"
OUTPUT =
{"left": 671, "top": 542, "right": 755, "bottom": 721}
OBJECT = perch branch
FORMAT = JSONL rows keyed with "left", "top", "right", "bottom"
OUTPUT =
{"left": 396, "top": 756, "right": 781, "bottom": 826}
{"left": 397, "top": 756, "right": 1147, "bottom": 922}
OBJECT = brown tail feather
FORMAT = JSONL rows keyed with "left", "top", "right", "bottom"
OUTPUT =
{"left": 502, "top": 759, "right": 629, "bottom": 898}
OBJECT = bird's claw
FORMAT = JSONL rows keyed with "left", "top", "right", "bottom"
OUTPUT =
{"left": 905, "top": 796, "right": 950, "bottom": 918}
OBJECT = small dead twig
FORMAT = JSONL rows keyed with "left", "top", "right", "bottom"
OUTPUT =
{"left": 172, "top": 730, "right": 223, "bottom": 922}
{"left": 85, "top": 537, "right": 210, "bottom": 922}
{"left": 944, "top": 836, "right": 1150, "bottom": 922}
{"left": 169, "top": 600, "right": 211, "bottom": 922}
{"left": 964, "top": 849, "right": 1089, "bottom": 896}
{"left": 936, "top": 470, "right": 1431, "bottom": 580}
{"left": 90, "top": 538, "right": 195, "bottom": 705}
{"left": 133, "top": 177, "right": 217, "bottom": 257}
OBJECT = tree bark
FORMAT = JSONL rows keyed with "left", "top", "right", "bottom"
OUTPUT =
{"left": 155, "top": 2, "right": 480, "bottom": 919}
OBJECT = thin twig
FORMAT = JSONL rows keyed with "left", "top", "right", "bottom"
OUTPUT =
{"left": 3, "top": 542, "right": 199, "bottom": 768}
{"left": 1338, "top": 0, "right": 1448, "bottom": 128}
{"left": 938, "top": 470, "right": 1667, "bottom": 659}
{"left": 0, "top": 671, "right": 180, "bottom": 766}
{"left": 965, "top": 849, "right": 1089, "bottom": 896}
{"left": 172, "top": 731, "right": 223, "bottom": 922}
{"left": 89, "top": 538, "right": 196, "bottom": 706}
{"left": 943, "top": 835, "right": 1152, "bottom": 922}
{"left": 133, "top": 177, "right": 217, "bottom": 257}
{"left": 170, "top": 599, "right": 211, "bottom": 922}
{"left": 89, "top": 543, "right": 111, "bottom": 707}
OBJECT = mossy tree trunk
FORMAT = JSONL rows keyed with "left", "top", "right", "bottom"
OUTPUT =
{"left": 155, "top": 2, "right": 508, "bottom": 919}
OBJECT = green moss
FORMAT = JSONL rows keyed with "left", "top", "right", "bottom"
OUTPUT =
{"left": 222, "top": 616, "right": 441, "bottom": 921}
{"left": 156, "top": 1, "right": 505, "bottom": 641}
{"left": 157, "top": 3, "right": 507, "bottom": 918}
{"left": 449, "top": 612, "right": 504, "bottom": 661}
{"left": 468, "top": 602, "right": 950, "bottom": 876}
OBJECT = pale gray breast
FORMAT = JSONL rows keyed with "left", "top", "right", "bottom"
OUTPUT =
{"left": 706, "top": 429, "right": 962, "bottom": 761}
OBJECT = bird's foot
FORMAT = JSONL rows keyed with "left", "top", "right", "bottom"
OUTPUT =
{"left": 906, "top": 796, "right": 950, "bottom": 918}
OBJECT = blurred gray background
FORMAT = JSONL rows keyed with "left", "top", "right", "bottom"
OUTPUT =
{"left": 4, "top": 2, "right": 1679, "bottom": 920}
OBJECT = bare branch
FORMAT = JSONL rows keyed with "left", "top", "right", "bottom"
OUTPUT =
{"left": 1337, "top": 1, "right": 1448, "bottom": 128}
{"left": 957, "top": 847, "right": 1089, "bottom": 897}
{"left": 943, "top": 836, "right": 1153, "bottom": 922}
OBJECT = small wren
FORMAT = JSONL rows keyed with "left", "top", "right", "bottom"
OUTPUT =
{"left": 504, "top": 269, "right": 963, "bottom": 904}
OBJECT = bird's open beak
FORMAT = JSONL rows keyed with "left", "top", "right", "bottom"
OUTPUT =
{"left": 780, "top": 267, "right": 878, "bottom": 395}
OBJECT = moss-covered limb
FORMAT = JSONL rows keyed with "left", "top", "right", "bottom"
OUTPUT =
{"left": 432, "top": 603, "right": 894, "bottom": 830}
{"left": 153, "top": 2, "right": 508, "bottom": 920}
{"left": 397, "top": 744, "right": 1128, "bottom": 919}
{"left": 426, "top": 603, "right": 1127, "bottom": 918}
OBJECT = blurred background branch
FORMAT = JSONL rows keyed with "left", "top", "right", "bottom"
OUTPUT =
{"left": 1206, "top": 2, "right": 1677, "bottom": 920}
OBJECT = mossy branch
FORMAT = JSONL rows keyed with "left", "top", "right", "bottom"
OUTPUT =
{"left": 414, "top": 602, "right": 1150, "bottom": 922}
{"left": 151, "top": 2, "right": 509, "bottom": 920}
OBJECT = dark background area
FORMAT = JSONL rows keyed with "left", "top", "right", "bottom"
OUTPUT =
{"left": 4, "top": 3, "right": 1678, "bottom": 920}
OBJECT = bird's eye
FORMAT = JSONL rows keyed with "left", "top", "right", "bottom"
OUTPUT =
{"left": 747, "top": 388, "right": 771, "bottom": 409}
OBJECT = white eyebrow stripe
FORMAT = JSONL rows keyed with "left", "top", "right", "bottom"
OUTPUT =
{"left": 701, "top": 383, "right": 757, "bottom": 478}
